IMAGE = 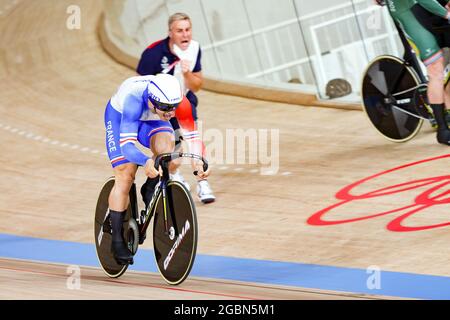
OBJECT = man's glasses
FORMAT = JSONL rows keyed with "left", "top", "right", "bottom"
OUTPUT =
{"left": 150, "top": 98, "right": 180, "bottom": 112}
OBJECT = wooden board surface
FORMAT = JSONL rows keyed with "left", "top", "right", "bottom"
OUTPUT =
{"left": 1, "top": 0, "right": 449, "bottom": 300}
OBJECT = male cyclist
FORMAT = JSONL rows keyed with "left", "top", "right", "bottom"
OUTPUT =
{"left": 104, "top": 73, "right": 209, "bottom": 264}
{"left": 378, "top": 0, "right": 450, "bottom": 145}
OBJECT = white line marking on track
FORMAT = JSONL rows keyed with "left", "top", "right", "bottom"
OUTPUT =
{"left": 0, "top": 122, "right": 294, "bottom": 176}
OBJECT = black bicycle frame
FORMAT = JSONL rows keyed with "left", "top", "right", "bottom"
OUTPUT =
{"left": 393, "top": 22, "right": 428, "bottom": 84}
{"left": 137, "top": 166, "right": 171, "bottom": 240}
{"left": 136, "top": 152, "right": 208, "bottom": 240}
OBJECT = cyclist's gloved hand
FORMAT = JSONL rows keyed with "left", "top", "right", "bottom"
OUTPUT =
{"left": 145, "top": 158, "right": 161, "bottom": 178}
{"left": 193, "top": 161, "right": 210, "bottom": 179}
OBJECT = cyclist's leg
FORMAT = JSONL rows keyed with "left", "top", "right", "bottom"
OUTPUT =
{"left": 104, "top": 101, "right": 136, "bottom": 262}
{"left": 148, "top": 131, "right": 179, "bottom": 202}
{"left": 426, "top": 55, "right": 450, "bottom": 144}
{"left": 104, "top": 101, "right": 137, "bottom": 210}
{"left": 398, "top": 11, "right": 450, "bottom": 144}
{"left": 409, "top": 5, "right": 450, "bottom": 112}
{"left": 107, "top": 163, "right": 137, "bottom": 263}
{"left": 166, "top": 118, "right": 193, "bottom": 191}
{"left": 151, "top": 130, "right": 174, "bottom": 147}
{"left": 174, "top": 96, "right": 200, "bottom": 167}
{"left": 108, "top": 163, "right": 138, "bottom": 211}
{"left": 175, "top": 97, "right": 215, "bottom": 202}
{"left": 138, "top": 121, "right": 178, "bottom": 207}
{"left": 426, "top": 56, "right": 445, "bottom": 103}
{"left": 422, "top": 50, "right": 450, "bottom": 144}
{"left": 445, "top": 81, "right": 450, "bottom": 110}
{"left": 399, "top": 12, "right": 444, "bottom": 100}
{"left": 172, "top": 97, "right": 201, "bottom": 190}
{"left": 444, "top": 61, "right": 450, "bottom": 110}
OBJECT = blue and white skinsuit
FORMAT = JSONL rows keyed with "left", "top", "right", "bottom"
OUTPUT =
{"left": 104, "top": 75, "right": 175, "bottom": 168}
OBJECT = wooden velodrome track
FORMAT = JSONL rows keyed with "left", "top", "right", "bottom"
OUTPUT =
{"left": 1, "top": 0, "right": 450, "bottom": 300}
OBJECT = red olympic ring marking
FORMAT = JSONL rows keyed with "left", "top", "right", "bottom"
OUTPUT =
{"left": 307, "top": 154, "right": 450, "bottom": 232}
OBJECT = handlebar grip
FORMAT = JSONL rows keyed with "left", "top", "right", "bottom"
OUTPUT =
{"left": 154, "top": 152, "right": 209, "bottom": 174}
{"left": 153, "top": 155, "right": 161, "bottom": 170}
{"left": 153, "top": 153, "right": 170, "bottom": 170}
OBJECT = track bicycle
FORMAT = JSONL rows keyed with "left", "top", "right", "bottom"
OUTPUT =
{"left": 94, "top": 152, "right": 208, "bottom": 285}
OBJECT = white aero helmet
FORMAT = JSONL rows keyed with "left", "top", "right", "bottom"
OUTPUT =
{"left": 148, "top": 73, "right": 183, "bottom": 111}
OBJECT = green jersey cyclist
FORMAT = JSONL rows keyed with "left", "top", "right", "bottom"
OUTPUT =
{"left": 378, "top": 0, "right": 450, "bottom": 145}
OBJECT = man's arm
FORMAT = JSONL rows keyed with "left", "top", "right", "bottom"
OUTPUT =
{"left": 181, "top": 47, "right": 203, "bottom": 92}
{"left": 417, "top": 0, "right": 450, "bottom": 19}
{"left": 120, "top": 95, "right": 150, "bottom": 166}
{"left": 182, "top": 69, "right": 203, "bottom": 93}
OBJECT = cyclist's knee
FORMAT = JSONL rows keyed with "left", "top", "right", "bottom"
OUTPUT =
{"left": 113, "top": 164, "right": 136, "bottom": 189}
{"left": 114, "top": 163, "right": 136, "bottom": 177}
{"left": 151, "top": 132, "right": 175, "bottom": 155}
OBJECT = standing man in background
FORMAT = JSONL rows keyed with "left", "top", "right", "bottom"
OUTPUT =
{"left": 137, "top": 12, "right": 216, "bottom": 204}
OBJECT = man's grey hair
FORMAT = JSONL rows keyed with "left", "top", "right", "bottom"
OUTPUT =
{"left": 168, "top": 12, "right": 191, "bottom": 30}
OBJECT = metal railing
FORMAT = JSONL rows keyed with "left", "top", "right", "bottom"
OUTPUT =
{"left": 199, "top": 0, "right": 401, "bottom": 98}
{"left": 109, "top": 0, "right": 403, "bottom": 102}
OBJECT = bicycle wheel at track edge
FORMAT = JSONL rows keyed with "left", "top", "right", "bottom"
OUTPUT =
{"left": 152, "top": 180, "right": 198, "bottom": 285}
{"left": 94, "top": 177, "right": 135, "bottom": 278}
{"left": 361, "top": 55, "right": 423, "bottom": 142}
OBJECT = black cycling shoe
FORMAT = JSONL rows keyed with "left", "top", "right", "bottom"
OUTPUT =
{"left": 112, "top": 240, "right": 134, "bottom": 265}
{"left": 437, "top": 128, "right": 450, "bottom": 146}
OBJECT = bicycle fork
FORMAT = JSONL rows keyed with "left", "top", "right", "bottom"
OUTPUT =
{"left": 161, "top": 179, "right": 179, "bottom": 238}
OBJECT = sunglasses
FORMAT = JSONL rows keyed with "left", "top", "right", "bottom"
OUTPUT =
{"left": 150, "top": 98, "right": 180, "bottom": 112}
